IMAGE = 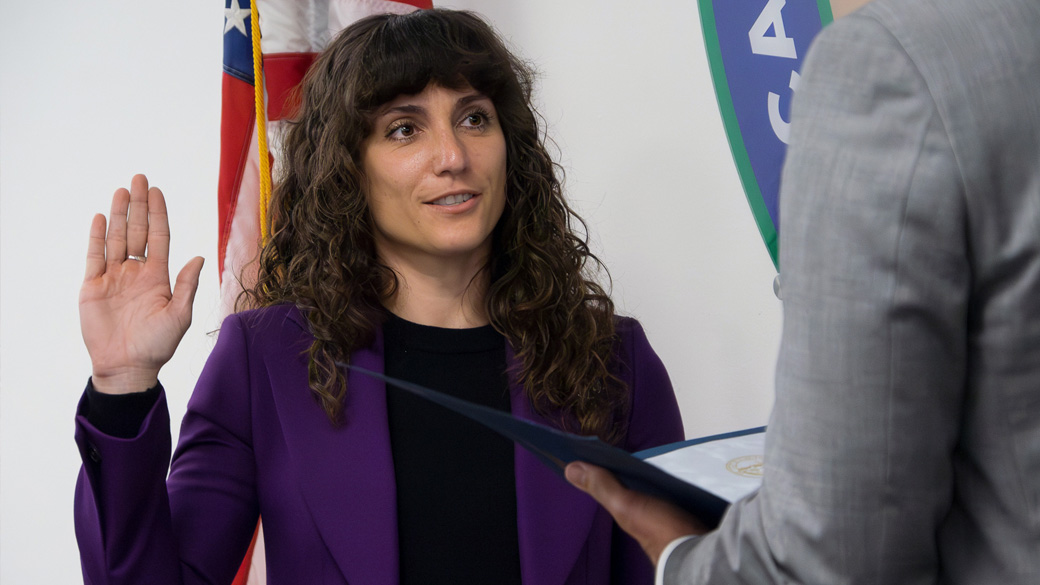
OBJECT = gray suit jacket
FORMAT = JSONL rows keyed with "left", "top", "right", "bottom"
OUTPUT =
{"left": 666, "top": 0, "right": 1040, "bottom": 583}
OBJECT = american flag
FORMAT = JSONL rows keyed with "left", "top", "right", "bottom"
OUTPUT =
{"left": 219, "top": 1, "right": 432, "bottom": 583}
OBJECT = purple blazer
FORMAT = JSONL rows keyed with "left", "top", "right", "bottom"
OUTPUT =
{"left": 74, "top": 304, "right": 684, "bottom": 585}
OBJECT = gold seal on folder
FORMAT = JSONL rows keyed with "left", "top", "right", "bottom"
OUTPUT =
{"left": 726, "top": 455, "right": 764, "bottom": 478}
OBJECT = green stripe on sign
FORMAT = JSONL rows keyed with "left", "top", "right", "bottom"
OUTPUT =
{"left": 698, "top": 0, "right": 780, "bottom": 268}
{"left": 818, "top": 0, "right": 835, "bottom": 25}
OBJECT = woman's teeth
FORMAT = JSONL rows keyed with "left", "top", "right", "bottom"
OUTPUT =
{"left": 431, "top": 193, "right": 474, "bottom": 206}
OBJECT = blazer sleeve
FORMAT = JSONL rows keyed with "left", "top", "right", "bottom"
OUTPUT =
{"left": 664, "top": 11, "right": 971, "bottom": 585}
{"left": 74, "top": 312, "right": 260, "bottom": 585}
{"left": 612, "top": 317, "right": 686, "bottom": 584}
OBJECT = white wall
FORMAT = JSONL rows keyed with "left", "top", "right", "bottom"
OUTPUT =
{"left": 0, "top": 1, "right": 780, "bottom": 582}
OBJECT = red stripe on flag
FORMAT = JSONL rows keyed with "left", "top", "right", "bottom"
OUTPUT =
{"left": 230, "top": 523, "right": 261, "bottom": 585}
{"left": 217, "top": 74, "right": 256, "bottom": 280}
{"left": 264, "top": 53, "right": 318, "bottom": 122}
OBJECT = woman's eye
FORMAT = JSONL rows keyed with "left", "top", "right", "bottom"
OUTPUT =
{"left": 462, "top": 111, "right": 490, "bottom": 128}
{"left": 387, "top": 123, "right": 416, "bottom": 139}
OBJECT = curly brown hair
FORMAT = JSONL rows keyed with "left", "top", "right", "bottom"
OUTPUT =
{"left": 240, "top": 8, "right": 629, "bottom": 442}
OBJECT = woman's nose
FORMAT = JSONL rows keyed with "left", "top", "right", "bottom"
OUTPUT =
{"left": 431, "top": 128, "right": 468, "bottom": 175}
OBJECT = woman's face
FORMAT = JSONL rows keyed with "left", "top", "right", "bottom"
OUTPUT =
{"left": 361, "top": 83, "right": 507, "bottom": 269}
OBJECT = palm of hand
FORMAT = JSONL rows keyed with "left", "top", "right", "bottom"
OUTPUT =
{"left": 79, "top": 175, "right": 204, "bottom": 394}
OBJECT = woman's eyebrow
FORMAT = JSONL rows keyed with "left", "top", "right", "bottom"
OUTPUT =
{"left": 377, "top": 103, "right": 425, "bottom": 117}
{"left": 456, "top": 93, "right": 491, "bottom": 108}
{"left": 374, "top": 92, "right": 491, "bottom": 118}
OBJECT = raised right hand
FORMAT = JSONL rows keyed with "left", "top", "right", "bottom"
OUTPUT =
{"left": 79, "top": 174, "right": 205, "bottom": 394}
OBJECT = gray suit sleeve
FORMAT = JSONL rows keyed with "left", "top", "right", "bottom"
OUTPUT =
{"left": 666, "top": 12, "right": 969, "bottom": 584}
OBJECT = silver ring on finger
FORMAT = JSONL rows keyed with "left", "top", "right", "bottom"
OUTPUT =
{"left": 127, "top": 255, "right": 146, "bottom": 262}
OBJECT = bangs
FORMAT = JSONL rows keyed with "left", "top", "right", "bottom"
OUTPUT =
{"left": 355, "top": 10, "right": 522, "bottom": 114}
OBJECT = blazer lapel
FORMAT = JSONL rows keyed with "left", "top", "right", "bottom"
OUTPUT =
{"left": 269, "top": 312, "right": 399, "bottom": 585}
{"left": 508, "top": 344, "right": 599, "bottom": 585}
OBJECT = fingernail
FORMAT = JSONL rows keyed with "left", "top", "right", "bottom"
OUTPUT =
{"left": 565, "top": 462, "right": 587, "bottom": 489}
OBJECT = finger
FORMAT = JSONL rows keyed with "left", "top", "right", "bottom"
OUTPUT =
{"left": 126, "top": 174, "right": 150, "bottom": 258}
{"left": 567, "top": 463, "right": 659, "bottom": 547}
{"left": 84, "top": 214, "right": 108, "bottom": 281}
{"left": 566, "top": 462, "right": 708, "bottom": 565}
{"left": 105, "top": 186, "right": 131, "bottom": 270}
{"left": 170, "top": 256, "right": 205, "bottom": 320}
{"left": 566, "top": 462, "right": 628, "bottom": 511}
{"left": 146, "top": 185, "right": 171, "bottom": 267}
{"left": 566, "top": 463, "right": 644, "bottom": 539}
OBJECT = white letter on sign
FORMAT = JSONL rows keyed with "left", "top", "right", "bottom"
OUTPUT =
{"left": 768, "top": 70, "right": 801, "bottom": 143}
{"left": 749, "top": 0, "right": 797, "bottom": 59}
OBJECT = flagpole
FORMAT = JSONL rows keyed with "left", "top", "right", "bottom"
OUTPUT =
{"left": 249, "top": 0, "right": 272, "bottom": 243}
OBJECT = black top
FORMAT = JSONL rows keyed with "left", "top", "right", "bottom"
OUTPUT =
{"left": 383, "top": 313, "right": 522, "bottom": 585}
{"left": 84, "top": 382, "right": 161, "bottom": 439}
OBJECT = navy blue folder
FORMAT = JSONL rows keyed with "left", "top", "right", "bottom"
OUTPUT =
{"left": 345, "top": 364, "right": 742, "bottom": 527}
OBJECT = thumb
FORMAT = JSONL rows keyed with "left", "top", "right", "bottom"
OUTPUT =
{"left": 170, "top": 256, "right": 205, "bottom": 316}
{"left": 565, "top": 461, "right": 708, "bottom": 566}
{"left": 566, "top": 462, "right": 628, "bottom": 513}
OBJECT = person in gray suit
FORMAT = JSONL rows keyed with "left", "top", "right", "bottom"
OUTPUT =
{"left": 565, "top": 0, "right": 1040, "bottom": 583}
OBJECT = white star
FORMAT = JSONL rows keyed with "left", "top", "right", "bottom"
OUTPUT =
{"left": 224, "top": 0, "right": 251, "bottom": 37}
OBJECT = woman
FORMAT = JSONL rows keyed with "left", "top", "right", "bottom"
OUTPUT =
{"left": 75, "top": 9, "right": 683, "bottom": 585}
